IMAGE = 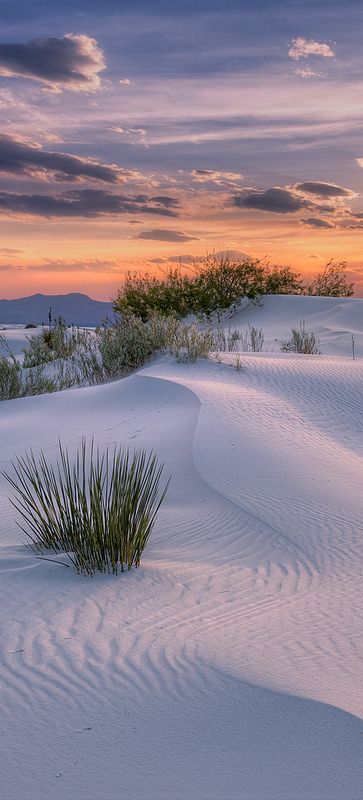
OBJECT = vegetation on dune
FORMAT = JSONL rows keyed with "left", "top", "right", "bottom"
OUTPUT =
{"left": 113, "top": 254, "right": 353, "bottom": 321}
{"left": 277, "top": 322, "right": 321, "bottom": 355}
{"left": 0, "top": 254, "right": 355, "bottom": 402}
{"left": 3, "top": 440, "right": 170, "bottom": 576}
{"left": 305, "top": 259, "right": 354, "bottom": 298}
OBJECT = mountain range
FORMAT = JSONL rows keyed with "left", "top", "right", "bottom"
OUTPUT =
{"left": 0, "top": 293, "right": 113, "bottom": 327}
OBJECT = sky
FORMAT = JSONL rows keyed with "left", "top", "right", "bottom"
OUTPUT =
{"left": 0, "top": 0, "right": 363, "bottom": 299}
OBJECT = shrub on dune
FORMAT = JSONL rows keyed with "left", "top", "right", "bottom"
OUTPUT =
{"left": 278, "top": 322, "right": 321, "bottom": 354}
{"left": 3, "top": 440, "right": 170, "bottom": 576}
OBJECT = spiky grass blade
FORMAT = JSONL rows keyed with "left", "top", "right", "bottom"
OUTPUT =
{"left": 2, "top": 439, "right": 170, "bottom": 576}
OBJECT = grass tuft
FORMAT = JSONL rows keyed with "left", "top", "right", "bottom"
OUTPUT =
{"left": 3, "top": 440, "right": 170, "bottom": 576}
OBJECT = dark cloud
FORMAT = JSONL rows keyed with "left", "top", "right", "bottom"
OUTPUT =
{"left": 0, "top": 134, "right": 133, "bottom": 183}
{"left": 294, "top": 181, "right": 353, "bottom": 198}
{"left": 149, "top": 196, "right": 180, "bottom": 208}
{"left": 136, "top": 229, "right": 198, "bottom": 241}
{"left": 0, "top": 189, "right": 179, "bottom": 218}
{"left": 233, "top": 187, "right": 310, "bottom": 213}
{"left": 0, "top": 34, "right": 105, "bottom": 91}
{"left": 301, "top": 217, "right": 336, "bottom": 229}
{"left": 0, "top": 246, "right": 25, "bottom": 254}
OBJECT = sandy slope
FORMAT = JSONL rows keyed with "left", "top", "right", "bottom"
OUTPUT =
{"left": 226, "top": 293, "right": 363, "bottom": 356}
{"left": 0, "top": 297, "right": 363, "bottom": 799}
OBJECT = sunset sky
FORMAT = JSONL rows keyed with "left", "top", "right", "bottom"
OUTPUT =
{"left": 1, "top": 0, "right": 363, "bottom": 299}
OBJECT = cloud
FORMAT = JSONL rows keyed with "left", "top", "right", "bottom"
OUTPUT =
{"left": 294, "top": 67, "right": 326, "bottom": 79}
{"left": 356, "top": 158, "right": 363, "bottom": 169}
{"left": 0, "top": 133, "right": 137, "bottom": 183}
{"left": 190, "top": 169, "right": 243, "bottom": 185}
{"left": 119, "top": 78, "right": 131, "bottom": 86}
{"left": 288, "top": 38, "right": 335, "bottom": 61}
{"left": 0, "top": 247, "right": 25, "bottom": 255}
{"left": 232, "top": 180, "right": 356, "bottom": 220}
{"left": 294, "top": 181, "right": 354, "bottom": 198}
{"left": 301, "top": 217, "right": 336, "bottom": 229}
{"left": 0, "top": 34, "right": 105, "bottom": 92}
{"left": 0, "top": 189, "right": 179, "bottom": 219}
{"left": 0, "top": 258, "right": 125, "bottom": 274}
{"left": 233, "top": 187, "right": 310, "bottom": 213}
{"left": 136, "top": 229, "right": 198, "bottom": 242}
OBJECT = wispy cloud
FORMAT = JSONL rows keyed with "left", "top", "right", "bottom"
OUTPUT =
{"left": 288, "top": 38, "right": 335, "bottom": 61}
{"left": 294, "top": 67, "right": 326, "bottom": 80}
{"left": 136, "top": 229, "right": 198, "bottom": 242}
{"left": 0, "top": 247, "right": 26, "bottom": 255}
{"left": 301, "top": 217, "right": 336, "bottom": 229}
{"left": 190, "top": 169, "right": 243, "bottom": 186}
{"left": 0, "top": 34, "right": 106, "bottom": 92}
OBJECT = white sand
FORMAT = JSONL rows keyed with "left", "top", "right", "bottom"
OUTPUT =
{"left": 0, "top": 295, "right": 362, "bottom": 799}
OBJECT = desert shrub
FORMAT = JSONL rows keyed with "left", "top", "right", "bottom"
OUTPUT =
{"left": 3, "top": 440, "right": 170, "bottom": 576}
{"left": 23, "top": 320, "right": 95, "bottom": 368}
{"left": 98, "top": 315, "right": 156, "bottom": 376}
{"left": 22, "top": 365, "right": 59, "bottom": 396}
{"left": 191, "top": 253, "right": 266, "bottom": 318}
{"left": 0, "top": 335, "right": 22, "bottom": 400}
{"left": 113, "top": 254, "right": 267, "bottom": 322}
{"left": 264, "top": 265, "right": 303, "bottom": 295}
{"left": 114, "top": 255, "right": 354, "bottom": 324}
{"left": 0, "top": 356, "right": 22, "bottom": 400}
{"left": 113, "top": 270, "right": 196, "bottom": 321}
{"left": 211, "top": 327, "right": 243, "bottom": 352}
{"left": 211, "top": 324, "right": 264, "bottom": 353}
{"left": 305, "top": 259, "right": 354, "bottom": 297}
{"left": 278, "top": 322, "right": 321, "bottom": 354}
{"left": 248, "top": 324, "right": 264, "bottom": 352}
{"left": 171, "top": 323, "right": 214, "bottom": 363}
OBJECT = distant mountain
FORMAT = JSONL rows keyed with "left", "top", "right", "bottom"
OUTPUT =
{"left": 0, "top": 293, "right": 113, "bottom": 327}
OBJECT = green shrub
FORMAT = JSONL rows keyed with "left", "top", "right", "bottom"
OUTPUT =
{"left": 113, "top": 254, "right": 267, "bottom": 321}
{"left": 264, "top": 265, "right": 303, "bottom": 295}
{"left": 305, "top": 259, "right": 354, "bottom": 297}
{"left": 23, "top": 320, "right": 95, "bottom": 368}
{"left": 98, "top": 314, "right": 156, "bottom": 376}
{"left": 0, "top": 356, "right": 22, "bottom": 400}
{"left": 0, "top": 335, "right": 22, "bottom": 400}
{"left": 3, "top": 440, "right": 170, "bottom": 576}
{"left": 113, "top": 255, "right": 354, "bottom": 324}
{"left": 171, "top": 323, "right": 214, "bottom": 363}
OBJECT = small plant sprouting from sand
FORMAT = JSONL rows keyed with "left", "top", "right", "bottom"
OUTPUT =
{"left": 277, "top": 322, "right": 321, "bottom": 355}
{"left": 3, "top": 440, "right": 170, "bottom": 576}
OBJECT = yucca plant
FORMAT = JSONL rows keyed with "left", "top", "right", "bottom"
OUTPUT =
{"left": 3, "top": 440, "right": 170, "bottom": 576}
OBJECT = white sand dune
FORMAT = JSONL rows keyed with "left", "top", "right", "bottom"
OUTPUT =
{"left": 228, "top": 293, "right": 363, "bottom": 356}
{"left": 0, "top": 296, "right": 362, "bottom": 799}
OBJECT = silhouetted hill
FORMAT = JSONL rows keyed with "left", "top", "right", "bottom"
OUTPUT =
{"left": 0, "top": 293, "right": 113, "bottom": 327}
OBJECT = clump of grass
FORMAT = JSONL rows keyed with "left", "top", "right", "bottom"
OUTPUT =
{"left": 3, "top": 440, "right": 170, "bottom": 576}
{"left": 248, "top": 324, "right": 264, "bottom": 353}
{"left": 277, "top": 321, "right": 321, "bottom": 354}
